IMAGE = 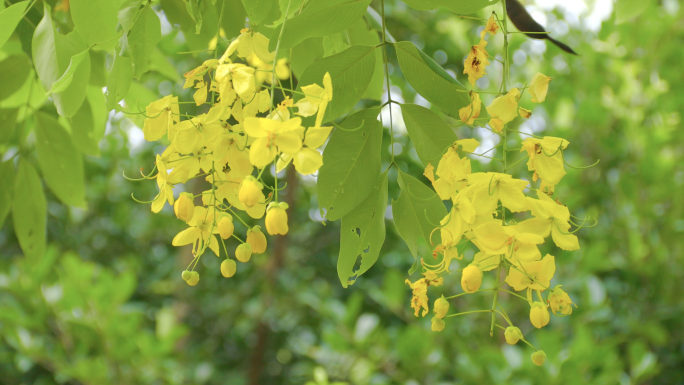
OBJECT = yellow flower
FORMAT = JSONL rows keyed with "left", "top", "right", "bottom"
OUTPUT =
{"left": 467, "top": 172, "right": 529, "bottom": 213}
{"left": 243, "top": 117, "right": 304, "bottom": 168}
{"left": 236, "top": 243, "right": 253, "bottom": 262}
{"left": 172, "top": 112, "right": 224, "bottom": 154}
{"left": 519, "top": 107, "right": 532, "bottom": 119}
{"left": 505, "top": 326, "right": 523, "bottom": 345}
{"left": 171, "top": 206, "right": 221, "bottom": 257}
{"left": 218, "top": 214, "right": 234, "bottom": 240}
{"left": 547, "top": 285, "right": 576, "bottom": 315}
{"left": 238, "top": 175, "right": 264, "bottom": 208}
{"left": 489, "top": 118, "right": 504, "bottom": 133}
{"left": 481, "top": 14, "right": 500, "bottom": 39}
{"left": 463, "top": 40, "right": 490, "bottom": 87}
{"left": 529, "top": 72, "right": 552, "bottom": 103}
{"left": 143, "top": 95, "right": 180, "bottom": 141}
{"left": 173, "top": 192, "right": 195, "bottom": 222}
{"left": 529, "top": 301, "right": 550, "bottom": 328}
{"left": 472, "top": 220, "right": 544, "bottom": 263}
{"left": 221, "top": 28, "right": 274, "bottom": 63}
{"left": 531, "top": 350, "right": 546, "bottom": 366}
{"left": 427, "top": 144, "right": 475, "bottom": 200}
{"left": 405, "top": 272, "right": 443, "bottom": 317}
{"left": 505, "top": 254, "right": 556, "bottom": 292}
{"left": 265, "top": 202, "right": 289, "bottom": 235}
{"left": 152, "top": 155, "right": 176, "bottom": 213}
{"left": 461, "top": 263, "right": 483, "bottom": 293}
{"left": 521, "top": 137, "right": 569, "bottom": 193}
{"left": 295, "top": 73, "right": 333, "bottom": 127}
{"left": 215, "top": 63, "right": 256, "bottom": 101}
{"left": 486, "top": 88, "right": 520, "bottom": 124}
{"left": 459, "top": 92, "right": 482, "bottom": 124}
{"left": 431, "top": 316, "right": 446, "bottom": 332}
{"left": 276, "top": 126, "right": 332, "bottom": 175}
{"left": 433, "top": 295, "right": 450, "bottom": 318}
{"left": 193, "top": 81, "right": 208, "bottom": 106}
{"left": 521, "top": 190, "right": 579, "bottom": 251}
{"left": 246, "top": 225, "right": 267, "bottom": 254}
{"left": 249, "top": 55, "right": 290, "bottom": 85}
{"left": 183, "top": 59, "right": 218, "bottom": 89}
{"left": 220, "top": 259, "right": 237, "bottom": 278}
{"left": 439, "top": 192, "right": 476, "bottom": 246}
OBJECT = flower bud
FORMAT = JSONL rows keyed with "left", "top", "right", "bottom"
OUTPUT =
{"left": 431, "top": 316, "right": 445, "bottom": 332}
{"left": 181, "top": 270, "right": 192, "bottom": 281}
{"left": 461, "top": 263, "right": 483, "bottom": 293}
{"left": 238, "top": 176, "right": 263, "bottom": 208}
{"left": 504, "top": 326, "right": 523, "bottom": 345}
{"left": 220, "top": 259, "right": 237, "bottom": 278}
{"left": 531, "top": 350, "right": 546, "bottom": 366}
{"left": 186, "top": 271, "right": 200, "bottom": 286}
{"left": 547, "top": 285, "right": 575, "bottom": 316}
{"left": 174, "top": 193, "right": 195, "bottom": 222}
{"left": 265, "top": 202, "right": 289, "bottom": 235}
{"left": 530, "top": 301, "right": 550, "bottom": 328}
{"left": 218, "top": 215, "right": 235, "bottom": 239}
{"left": 246, "top": 225, "right": 267, "bottom": 254}
{"left": 236, "top": 243, "right": 253, "bottom": 263}
{"left": 433, "top": 295, "right": 450, "bottom": 319}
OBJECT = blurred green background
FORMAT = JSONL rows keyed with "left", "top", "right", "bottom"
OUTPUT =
{"left": 1, "top": 0, "right": 683, "bottom": 384}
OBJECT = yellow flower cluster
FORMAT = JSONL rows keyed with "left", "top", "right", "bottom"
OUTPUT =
{"left": 406, "top": 13, "right": 589, "bottom": 367}
{"left": 135, "top": 29, "right": 334, "bottom": 285}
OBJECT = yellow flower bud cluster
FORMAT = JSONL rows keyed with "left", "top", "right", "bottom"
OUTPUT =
{"left": 133, "top": 29, "right": 335, "bottom": 285}
{"left": 405, "top": 14, "right": 592, "bottom": 367}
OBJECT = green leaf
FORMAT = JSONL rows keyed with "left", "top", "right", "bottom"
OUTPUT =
{"left": 0, "top": 108, "right": 18, "bottom": 143}
{"left": 149, "top": 48, "right": 179, "bottom": 81}
{"left": 105, "top": 54, "right": 133, "bottom": 112}
{"left": 66, "top": 87, "right": 106, "bottom": 156}
{"left": 71, "top": 0, "right": 122, "bottom": 50}
{"left": 34, "top": 112, "right": 86, "bottom": 207}
{"left": 124, "top": 4, "right": 162, "bottom": 79}
{"left": 185, "top": 0, "right": 203, "bottom": 34}
{"left": 428, "top": 0, "right": 500, "bottom": 14}
{"left": 318, "top": 108, "right": 382, "bottom": 221}
{"left": 0, "top": 159, "right": 15, "bottom": 228}
{"left": 400, "top": 0, "right": 436, "bottom": 11}
{"left": 290, "top": 37, "right": 324, "bottom": 79}
{"left": 241, "top": 0, "right": 275, "bottom": 26}
{"left": 45, "top": 49, "right": 90, "bottom": 95}
{"left": 401, "top": 104, "right": 457, "bottom": 166}
{"left": 322, "top": 32, "right": 350, "bottom": 58}
{"left": 392, "top": 169, "right": 446, "bottom": 261}
{"left": 268, "top": 0, "right": 305, "bottom": 27}
{"left": 217, "top": 0, "right": 247, "bottom": 39}
{"left": 32, "top": 3, "right": 91, "bottom": 117}
{"left": 338, "top": 170, "right": 388, "bottom": 287}
{"left": 0, "top": 0, "right": 29, "bottom": 50}
{"left": 295, "top": 45, "right": 376, "bottom": 123}
{"left": 346, "top": 18, "right": 384, "bottom": 101}
{"left": 395, "top": 41, "right": 470, "bottom": 117}
{"left": 0, "top": 54, "right": 31, "bottom": 102}
{"left": 615, "top": 0, "right": 652, "bottom": 24}
{"left": 268, "top": 0, "right": 372, "bottom": 51}
{"left": 12, "top": 160, "right": 46, "bottom": 258}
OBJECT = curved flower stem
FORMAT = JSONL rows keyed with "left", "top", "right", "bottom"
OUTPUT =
{"left": 500, "top": 289, "right": 531, "bottom": 302}
{"left": 445, "top": 288, "right": 496, "bottom": 300}
{"left": 445, "top": 309, "right": 493, "bottom": 318}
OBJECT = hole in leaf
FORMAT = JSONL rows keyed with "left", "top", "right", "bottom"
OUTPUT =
{"left": 362, "top": 245, "right": 370, "bottom": 254}
{"left": 354, "top": 228, "right": 361, "bottom": 237}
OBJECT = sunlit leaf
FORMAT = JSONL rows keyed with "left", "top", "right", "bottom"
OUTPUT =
{"left": 34, "top": 112, "right": 86, "bottom": 207}
{"left": 0, "top": 159, "right": 15, "bottom": 227}
{"left": 70, "top": 0, "right": 121, "bottom": 50}
{"left": 338, "top": 170, "right": 388, "bottom": 287}
{"left": 395, "top": 41, "right": 470, "bottom": 117}
{"left": 12, "top": 160, "right": 46, "bottom": 258}
{"left": 392, "top": 169, "right": 446, "bottom": 260}
{"left": 0, "top": 54, "right": 31, "bottom": 102}
{"left": 401, "top": 104, "right": 457, "bottom": 166}
{"left": 318, "top": 108, "right": 381, "bottom": 221}
{"left": 269, "top": 0, "right": 372, "bottom": 51}
{"left": 295, "top": 45, "right": 376, "bottom": 123}
{"left": 0, "top": 0, "right": 29, "bottom": 50}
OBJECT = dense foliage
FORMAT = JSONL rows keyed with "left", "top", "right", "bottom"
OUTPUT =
{"left": 1, "top": 0, "right": 683, "bottom": 384}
